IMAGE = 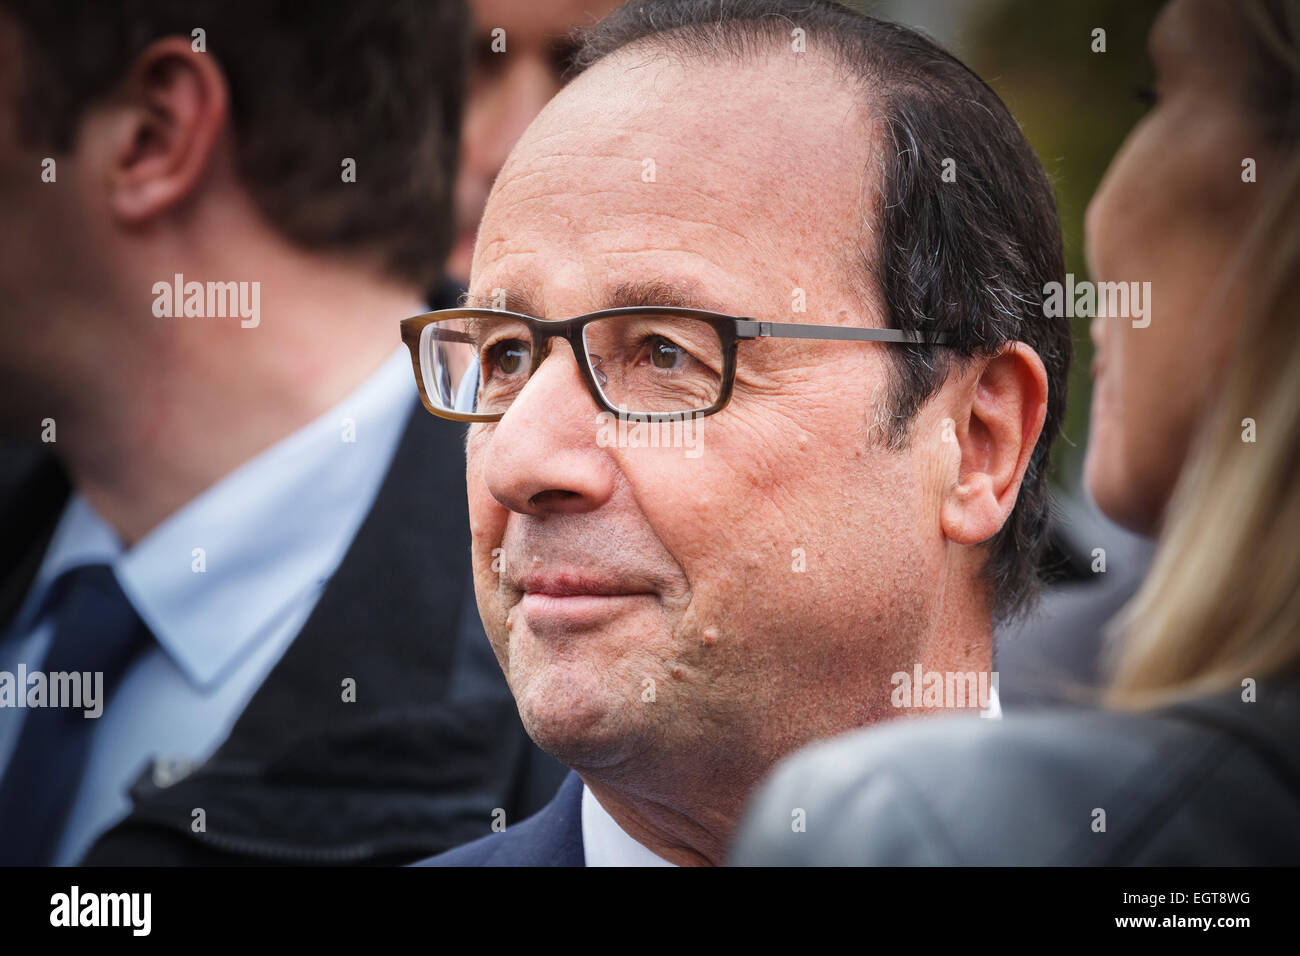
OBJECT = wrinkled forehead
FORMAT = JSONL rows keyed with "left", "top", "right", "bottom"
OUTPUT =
{"left": 473, "top": 46, "right": 880, "bottom": 316}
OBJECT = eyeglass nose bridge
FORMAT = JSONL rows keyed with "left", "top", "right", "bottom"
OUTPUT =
{"left": 524, "top": 318, "right": 589, "bottom": 377}
{"left": 503, "top": 316, "right": 615, "bottom": 419}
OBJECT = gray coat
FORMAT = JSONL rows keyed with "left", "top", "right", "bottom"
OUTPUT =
{"left": 730, "top": 684, "right": 1300, "bottom": 865}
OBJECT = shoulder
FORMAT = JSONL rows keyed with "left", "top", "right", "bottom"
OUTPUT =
{"left": 732, "top": 692, "right": 1300, "bottom": 865}
{"left": 415, "top": 771, "right": 586, "bottom": 867}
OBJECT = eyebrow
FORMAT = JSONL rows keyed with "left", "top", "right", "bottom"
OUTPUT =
{"left": 605, "top": 279, "right": 734, "bottom": 313}
{"left": 462, "top": 278, "right": 739, "bottom": 318}
{"left": 462, "top": 286, "right": 546, "bottom": 315}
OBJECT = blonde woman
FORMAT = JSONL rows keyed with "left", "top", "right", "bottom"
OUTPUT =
{"left": 733, "top": 0, "right": 1300, "bottom": 865}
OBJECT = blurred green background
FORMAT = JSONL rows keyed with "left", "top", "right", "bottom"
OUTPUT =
{"left": 859, "top": 0, "right": 1165, "bottom": 490}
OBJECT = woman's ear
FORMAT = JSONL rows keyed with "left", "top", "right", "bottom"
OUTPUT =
{"left": 940, "top": 342, "right": 1049, "bottom": 545}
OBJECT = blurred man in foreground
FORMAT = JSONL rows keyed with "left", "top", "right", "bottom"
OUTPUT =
{"left": 0, "top": 0, "right": 562, "bottom": 865}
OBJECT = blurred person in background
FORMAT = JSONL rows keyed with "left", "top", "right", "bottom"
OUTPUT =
{"left": 735, "top": 0, "right": 1300, "bottom": 865}
{"left": 0, "top": 0, "right": 563, "bottom": 866}
{"left": 983, "top": 0, "right": 1165, "bottom": 711}
{"left": 443, "top": 0, "right": 622, "bottom": 289}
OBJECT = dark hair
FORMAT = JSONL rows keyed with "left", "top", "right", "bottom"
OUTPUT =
{"left": 0, "top": 0, "right": 468, "bottom": 288}
{"left": 574, "top": 0, "right": 1070, "bottom": 622}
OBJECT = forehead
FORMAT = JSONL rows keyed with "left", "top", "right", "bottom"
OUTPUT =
{"left": 472, "top": 47, "right": 877, "bottom": 316}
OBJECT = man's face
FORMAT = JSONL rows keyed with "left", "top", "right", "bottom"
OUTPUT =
{"left": 466, "top": 51, "right": 959, "bottom": 779}
{"left": 0, "top": 13, "right": 113, "bottom": 431}
{"left": 449, "top": 0, "right": 623, "bottom": 283}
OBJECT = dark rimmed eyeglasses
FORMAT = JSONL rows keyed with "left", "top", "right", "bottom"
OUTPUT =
{"left": 399, "top": 306, "right": 950, "bottom": 422}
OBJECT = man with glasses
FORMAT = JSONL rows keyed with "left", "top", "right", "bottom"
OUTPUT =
{"left": 419, "top": 0, "right": 1071, "bottom": 867}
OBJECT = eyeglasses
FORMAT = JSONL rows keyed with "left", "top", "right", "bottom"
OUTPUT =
{"left": 399, "top": 306, "right": 950, "bottom": 422}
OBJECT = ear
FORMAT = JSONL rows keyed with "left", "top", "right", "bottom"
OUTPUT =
{"left": 939, "top": 343, "right": 1049, "bottom": 546}
{"left": 105, "top": 37, "right": 228, "bottom": 225}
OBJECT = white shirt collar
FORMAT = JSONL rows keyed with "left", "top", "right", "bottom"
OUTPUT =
{"left": 21, "top": 345, "right": 415, "bottom": 688}
{"left": 581, "top": 784, "right": 678, "bottom": 867}
{"left": 981, "top": 682, "right": 1002, "bottom": 719}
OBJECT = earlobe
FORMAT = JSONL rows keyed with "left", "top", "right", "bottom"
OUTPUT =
{"left": 939, "top": 343, "right": 1049, "bottom": 546}
{"left": 108, "top": 38, "right": 229, "bottom": 226}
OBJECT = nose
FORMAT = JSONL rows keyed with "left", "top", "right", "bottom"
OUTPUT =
{"left": 479, "top": 337, "right": 617, "bottom": 516}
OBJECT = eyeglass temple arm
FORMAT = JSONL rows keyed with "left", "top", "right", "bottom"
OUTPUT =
{"left": 734, "top": 319, "right": 949, "bottom": 346}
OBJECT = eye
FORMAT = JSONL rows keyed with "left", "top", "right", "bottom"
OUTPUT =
{"left": 647, "top": 335, "right": 687, "bottom": 370}
{"left": 485, "top": 339, "right": 528, "bottom": 375}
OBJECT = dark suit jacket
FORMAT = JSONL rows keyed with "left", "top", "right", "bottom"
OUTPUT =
{"left": 418, "top": 771, "right": 586, "bottom": 866}
{"left": 732, "top": 683, "right": 1300, "bottom": 865}
{"left": 0, "top": 402, "right": 566, "bottom": 865}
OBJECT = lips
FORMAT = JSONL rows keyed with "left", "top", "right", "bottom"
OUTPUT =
{"left": 517, "top": 571, "right": 652, "bottom": 598}
{"left": 513, "top": 570, "right": 658, "bottom": 633}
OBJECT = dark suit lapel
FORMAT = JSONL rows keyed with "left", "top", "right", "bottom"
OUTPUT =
{"left": 1, "top": 404, "right": 476, "bottom": 739}
{"left": 79, "top": 400, "right": 547, "bottom": 862}
{"left": 212, "top": 400, "right": 477, "bottom": 758}
{"left": 485, "top": 772, "right": 586, "bottom": 866}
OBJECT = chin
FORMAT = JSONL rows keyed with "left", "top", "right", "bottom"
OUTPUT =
{"left": 512, "top": 669, "right": 642, "bottom": 771}
{"left": 1084, "top": 445, "right": 1160, "bottom": 537}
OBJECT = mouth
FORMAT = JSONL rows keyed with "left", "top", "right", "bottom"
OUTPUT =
{"left": 515, "top": 572, "right": 658, "bottom": 631}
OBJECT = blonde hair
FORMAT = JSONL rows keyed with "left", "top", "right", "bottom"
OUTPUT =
{"left": 1105, "top": 1, "right": 1300, "bottom": 708}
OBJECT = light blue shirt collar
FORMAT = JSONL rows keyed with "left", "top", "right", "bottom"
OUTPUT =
{"left": 18, "top": 346, "right": 415, "bottom": 689}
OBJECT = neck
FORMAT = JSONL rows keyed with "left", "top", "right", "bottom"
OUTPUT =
{"left": 45, "top": 240, "right": 422, "bottom": 546}
{"left": 579, "top": 587, "right": 993, "bottom": 867}
{"left": 582, "top": 769, "right": 747, "bottom": 867}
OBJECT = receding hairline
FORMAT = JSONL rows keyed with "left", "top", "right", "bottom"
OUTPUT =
{"left": 524, "top": 31, "right": 890, "bottom": 301}
{"left": 572, "top": 22, "right": 879, "bottom": 108}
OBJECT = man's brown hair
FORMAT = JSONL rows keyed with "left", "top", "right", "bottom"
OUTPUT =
{"left": 1, "top": 0, "right": 468, "bottom": 288}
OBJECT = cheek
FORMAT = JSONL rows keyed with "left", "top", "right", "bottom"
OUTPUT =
{"left": 1122, "top": 324, "right": 1207, "bottom": 490}
{"left": 607, "top": 416, "right": 817, "bottom": 652}
{"left": 466, "top": 433, "right": 508, "bottom": 562}
{"left": 1086, "top": 320, "right": 1199, "bottom": 532}
{"left": 1084, "top": 331, "right": 1135, "bottom": 522}
{"left": 1086, "top": 126, "right": 1156, "bottom": 279}
{"left": 0, "top": 157, "right": 64, "bottom": 269}
{"left": 627, "top": 396, "right": 929, "bottom": 636}
{"left": 614, "top": 442, "right": 771, "bottom": 606}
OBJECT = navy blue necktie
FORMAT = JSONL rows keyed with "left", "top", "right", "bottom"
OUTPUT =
{"left": 0, "top": 564, "right": 151, "bottom": 865}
